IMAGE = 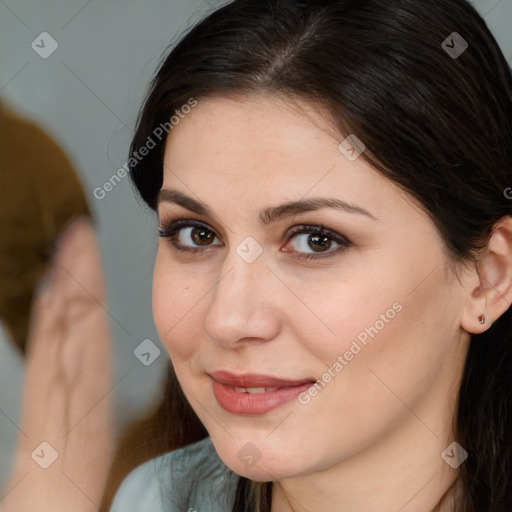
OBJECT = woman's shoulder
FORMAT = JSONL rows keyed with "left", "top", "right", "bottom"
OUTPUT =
{"left": 109, "top": 436, "right": 239, "bottom": 511}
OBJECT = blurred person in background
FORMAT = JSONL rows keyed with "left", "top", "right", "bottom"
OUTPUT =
{"left": 0, "top": 99, "right": 113, "bottom": 511}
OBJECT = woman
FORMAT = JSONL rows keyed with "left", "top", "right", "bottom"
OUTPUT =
{"left": 110, "top": 0, "right": 512, "bottom": 510}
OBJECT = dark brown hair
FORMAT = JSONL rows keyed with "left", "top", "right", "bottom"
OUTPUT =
{"left": 126, "top": 0, "right": 512, "bottom": 510}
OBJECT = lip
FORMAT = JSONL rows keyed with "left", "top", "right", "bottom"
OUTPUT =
{"left": 209, "top": 371, "right": 316, "bottom": 416}
{"left": 209, "top": 370, "right": 315, "bottom": 388}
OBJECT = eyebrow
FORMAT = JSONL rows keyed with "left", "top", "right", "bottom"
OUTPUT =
{"left": 157, "top": 188, "right": 379, "bottom": 224}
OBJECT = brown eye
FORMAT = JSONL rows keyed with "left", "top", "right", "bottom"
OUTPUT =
{"left": 191, "top": 227, "right": 216, "bottom": 246}
{"left": 286, "top": 225, "right": 350, "bottom": 258}
{"left": 306, "top": 234, "right": 333, "bottom": 252}
{"left": 158, "top": 220, "right": 222, "bottom": 253}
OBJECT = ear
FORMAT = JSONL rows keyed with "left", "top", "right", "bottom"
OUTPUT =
{"left": 460, "top": 216, "right": 512, "bottom": 334}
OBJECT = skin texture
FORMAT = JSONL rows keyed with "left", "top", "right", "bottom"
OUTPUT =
{"left": 153, "top": 94, "right": 512, "bottom": 512}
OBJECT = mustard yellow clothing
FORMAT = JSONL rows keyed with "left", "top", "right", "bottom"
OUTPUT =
{"left": 0, "top": 99, "right": 91, "bottom": 353}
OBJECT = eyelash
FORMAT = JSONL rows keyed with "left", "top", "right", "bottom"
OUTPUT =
{"left": 157, "top": 219, "right": 352, "bottom": 261}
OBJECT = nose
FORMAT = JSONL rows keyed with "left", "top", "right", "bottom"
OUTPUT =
{"left": 203, "top": 248, "right": 282, "bottom": 348}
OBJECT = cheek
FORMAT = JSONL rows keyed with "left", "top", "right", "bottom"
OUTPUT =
{"left": 299, "top": 266, "right": 448, "bottom": 401}
{"left": 295, "top": 277, "right": 404, "bottom": 363}
{"left": 152, "top": 254, "right": 204, "bottom": 360}
{"left": 331, "top": 278, "right": 453, "bottom": 406}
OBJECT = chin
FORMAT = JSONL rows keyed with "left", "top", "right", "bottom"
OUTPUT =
{"left": 226, "top": 458, "right": 300, "bottom": 482}
{"left": 214, "top": 441, "right": 310, "bottom": 482}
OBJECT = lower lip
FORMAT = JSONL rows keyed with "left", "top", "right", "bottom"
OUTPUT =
{"left": 211, "top": 378, "right": 315, "bottom": 415}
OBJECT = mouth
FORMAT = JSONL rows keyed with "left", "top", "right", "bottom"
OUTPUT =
{"left": 208, "top": 370, "right": 316, "bottom": 388}
{"left": 208, "top": 370, "right": 317, "bottom": 415}
{"left": 232, "top": 386, "right": 281, "bottom": 393}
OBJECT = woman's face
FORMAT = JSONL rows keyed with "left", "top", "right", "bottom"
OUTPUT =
{"left": 153, "top": 94, "right": 470, "bottom": 481}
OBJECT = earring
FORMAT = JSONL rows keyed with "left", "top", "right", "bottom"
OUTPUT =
{"left": 478, "top": 314, "right": 485, "bottom": 324}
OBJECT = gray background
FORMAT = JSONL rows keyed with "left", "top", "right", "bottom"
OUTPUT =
{"left": 0, "top": 0, "right": 511, "bottom": 486}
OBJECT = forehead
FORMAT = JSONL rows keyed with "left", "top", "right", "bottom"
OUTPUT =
{"left": 161, "top": 94, "right": 418, "bottom": 220}
{"left": 165, "top": 93, "right": 341, "bottom": 162}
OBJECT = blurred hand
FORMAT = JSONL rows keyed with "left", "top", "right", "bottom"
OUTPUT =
{"left": 1, "top": 217, "right": 113, "bottom": 512}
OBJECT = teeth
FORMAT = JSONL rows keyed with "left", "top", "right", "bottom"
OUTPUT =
{"left": 234, "top": 386, "right": 280, "bottom": 393}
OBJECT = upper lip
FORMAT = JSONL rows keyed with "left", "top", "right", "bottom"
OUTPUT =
{"left": 209, "top": 370, "right": 316, "bottom": 388}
